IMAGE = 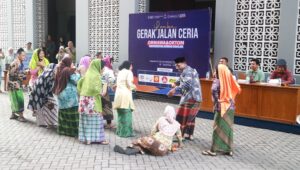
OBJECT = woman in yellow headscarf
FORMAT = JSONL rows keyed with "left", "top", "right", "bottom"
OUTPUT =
{"left": 77, "top": 59, "right": 109, "bottom": 145}
{"left": 29, "top": 48, "right": 49, "bottom": 88}
{"left": 202, "top": 64, "right": 241, "bottom": 156}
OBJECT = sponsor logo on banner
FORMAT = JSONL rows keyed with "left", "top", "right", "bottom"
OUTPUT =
{"left": 161, "top": 76, "right": 168, "bottom": 84}
{"left": 154, "top": 75, "right": 160, "bottom": 83}
{"left": 138, "top": 74, "right": 145, "bottom": 81}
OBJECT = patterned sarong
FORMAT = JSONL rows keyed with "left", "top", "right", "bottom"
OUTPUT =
{"left": 211, "top": 109, "right": 234, "bottom": 153}
{"left": 57, "top": 107, "right": 79, "bottom": 137}
{"left": 79, "top": 114, "right": 105, "bottom": 143}
{"left": 176, "top": 99, "right": 200, "bottom": 136}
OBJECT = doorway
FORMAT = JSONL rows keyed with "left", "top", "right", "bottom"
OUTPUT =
{"left": 47, "top": 0, "right": 76, "bottom": 49}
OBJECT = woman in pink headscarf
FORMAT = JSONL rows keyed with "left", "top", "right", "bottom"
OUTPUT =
{"left": 101, "top": 56, "right": 116, "bottom": 129}
{"left": 78, "top": 55, "right": 91, "bottom": 77}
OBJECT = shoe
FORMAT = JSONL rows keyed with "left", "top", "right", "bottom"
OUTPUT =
{"left": 113, "top": 145, "right": 125, "bottom": 154}
{"left": 17, "top": 117, "right": 27, "bottom": 122}
{"left": 10, "top": 113, "right": 18, "bottom": 120}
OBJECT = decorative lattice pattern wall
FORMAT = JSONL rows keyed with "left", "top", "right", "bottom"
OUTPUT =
{"left": 233, "top": 0, "right": 281, "bottom": 73}
{"left": 138, "top": 0, "right": 147, "bottom": 13}
{"left": 294, "top": 0, "right": 300, "bottom": 75}
{"left": 34, "top": 0, "right": 48, "bottom": 49}
{"left": 12, "top": 0, "right": 26, "bottom": 49}
{"left": 88, "top": 0, "right": 120, "bottom": 62}
{"left": 0, "top": 0, "right": 8, "bottom": 51}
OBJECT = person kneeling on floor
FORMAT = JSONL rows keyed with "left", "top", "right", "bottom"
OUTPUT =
{"left": 114, "top": 105, "right": 183, "bottom": 156}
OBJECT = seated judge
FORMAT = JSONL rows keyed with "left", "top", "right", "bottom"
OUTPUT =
{"left": 246, "top": 59, "right": 265, "bottom": 83}
{"left": 270, "top": 59, "right": 295, "bottom": 85}
{"left": 219, "top": 57, "right": 233, "bottom": 73}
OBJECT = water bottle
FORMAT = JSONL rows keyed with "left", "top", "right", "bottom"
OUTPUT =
{"left": 206, "top": 71, "right": 210, "bottom": 80}
{"left": 267, "top": 76, "right": 270, "bottom": 83}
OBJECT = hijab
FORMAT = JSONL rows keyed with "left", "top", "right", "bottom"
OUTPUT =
{"left": 77, "top": 59, "right": 104, "bottom": 112}
{"left": 157, "top": 105, "right": 181, "bottom": 137}
{"left": 29, "top": 48, "right": 50, "bottom": 75}
{"left": 103, "top": 56, "right": 113, "bottom": 70}
{"left": 53, "top": 57, "right": 75, "bottom": 95}
{"left": 79, "top": 55, "right": 91, "bottom": 70}
{"left": 218, "top": 64, "right": 241, "bottom": 117}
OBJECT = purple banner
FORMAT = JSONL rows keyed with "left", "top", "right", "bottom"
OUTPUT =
{"left": 129, "top": 9, "right": 211, "bottom": 94}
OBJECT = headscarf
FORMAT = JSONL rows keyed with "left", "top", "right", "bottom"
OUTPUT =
{"left": 218, "top": 64, "right": 241, "bottom": 117}
{"left": 77, "top": 59, "right": 103, "bottom": 112}
{"left": 157, "top": 105, "right": 181, "bottom": 137}
{"left": 79, "top": 55, "right": 91, "bottom": 70}
{"left": 103, "top": 56, "right": 113, "bottom": 69}
{"left": 53, "top": 57, "right": 75, "bottom": 95}
{"left": 29, "top": 48, "right": 50, "bottom": 75}
{"left": 28, "top": 63, "right": 56, "bottom": 111}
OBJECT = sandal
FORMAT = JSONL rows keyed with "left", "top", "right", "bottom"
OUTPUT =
{"left": 10, "top": 113, "right": 18, "bottom": 120}
{"left": 226, "top": 151, "right": 233, "bottom": 156}
{"left": 99, "top": 140, "right": 109, "bottom": 145}
{"left": 185, "top": 136, "right": 194, "bottom": 141}
{"left": 202, "top": 150, "right": 217, "bottom": 156}
{"left": 18, "top": 117, "right": 27, "bottom": 122}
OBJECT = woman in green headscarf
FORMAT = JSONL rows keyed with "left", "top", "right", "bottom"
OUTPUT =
{"left": 29, "top": 48, "right": 49, "bottom": 88}
{"left": 77, "top": 59, "right": 109, "bottom": 145}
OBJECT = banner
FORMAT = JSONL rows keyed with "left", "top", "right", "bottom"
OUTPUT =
{"left": 129, "top": 9, "right": 211, "bottom": 95}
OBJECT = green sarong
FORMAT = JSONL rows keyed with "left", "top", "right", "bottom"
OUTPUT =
{"left": 211, "top": 109, "right": 234, "bottom": 153}
{"left": 58, "top": 107, "right": 79, "bottom": 137}
{"left": 9, "top": 89, "right": 24, "bottom": 113}
{"left": 116, "top": 109, "right": 133, "bottom": 137}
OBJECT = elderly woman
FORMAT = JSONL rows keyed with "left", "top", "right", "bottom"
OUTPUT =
{"left": 102, "top": 56, "right": 115, "bottom": 129}
{"left": 28, "top": 64, "right": 58, "bottom": 127}
{"left": 56, "top": 46, "right": 65, "bottom": 63}
{"left": 53, "top": 57, "right": 80, "bottom": 137}
{"left": 114, "top": 105, "right": 183, "bottom": 156}
{"left": 78, "top": 55, "right": 91, "bottom": 77}
{"left": 202, "top": 64, "right": 241, "bottom": 156}
{"left": 77, "top": 59, "right": 109, "bottom": 145}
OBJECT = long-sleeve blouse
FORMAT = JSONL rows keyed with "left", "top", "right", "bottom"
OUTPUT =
{"left": 211, "top": 79, "right": 234, "bottom": 112}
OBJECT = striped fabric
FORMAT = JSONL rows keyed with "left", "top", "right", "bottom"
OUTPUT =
{"left": 39, "top": 97, "right": 58, "bottom": 126}
{"left": 176, "top": 99, "right": 200, "bottom": 136}
{"left": 57, "top": 107, "right": 79, "bottom": 137}
{"left": 211, "top": 109, "right": 234, "bottom": 153}
{"left": 79, "top": 114, "right": 105, "bottom": 143}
